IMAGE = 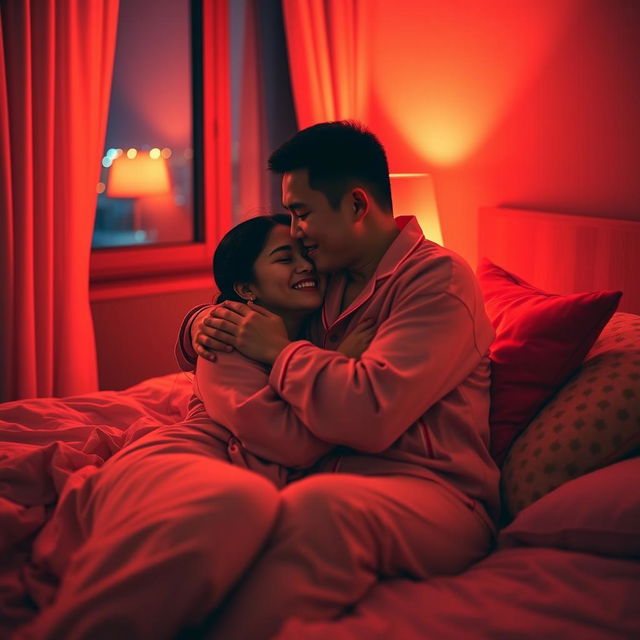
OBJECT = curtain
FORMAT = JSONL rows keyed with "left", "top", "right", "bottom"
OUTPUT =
{"left": 235, "top": 0, "right": 296, "bottom": 221}
{"left": 0, "top": 0, "right": 119, "bottom": 401}
{"left": 281, "top": 0, "right": 368, "bottom": 128}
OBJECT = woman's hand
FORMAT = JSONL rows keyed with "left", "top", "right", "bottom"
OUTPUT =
{"left": 204, "top": 301, "right": 291, "bottom": 365}
{"left": 337, "top": 318, "right": 376, "bottom": 359}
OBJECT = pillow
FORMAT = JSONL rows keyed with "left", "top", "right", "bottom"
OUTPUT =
{"left": 499, "top": 456, "right": 640, "bottom": 558}
{"left": 477, "top": 258, "right": 622, "bottom": 464}
{"left": 501, "top": 311, "right": 640, "bottom": 516}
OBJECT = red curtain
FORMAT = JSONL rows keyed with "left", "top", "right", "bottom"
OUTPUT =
{"left": 0, "top": 1, "right": 119, "bottom": 401}
{"left": 281, "top": 0, "right": 369, "bottom": 128}
{"left": 202, "top": 0, "right": 233, "bottom": 243}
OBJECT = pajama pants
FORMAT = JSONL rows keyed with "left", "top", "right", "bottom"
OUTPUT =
{"left": 16, "top": 426, "right": 493, "bottom": 640}
{"left": 198, "top": 472, "right": 494, "bottom": 640}
{"left": 14, "top": 425, "right": 281, "bottom": 640}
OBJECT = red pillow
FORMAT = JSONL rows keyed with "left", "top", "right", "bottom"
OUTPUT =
{"left": 477, "top": 258, "right": 621, "bottom": 464}
{"left": 498, "top": 457, "right": 640, "bottom": 557}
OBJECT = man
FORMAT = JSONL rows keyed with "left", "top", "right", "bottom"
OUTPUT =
{"left": 179, "top": 121, "right": 500, "bottom": 639}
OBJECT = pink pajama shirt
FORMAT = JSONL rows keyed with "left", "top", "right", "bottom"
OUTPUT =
{"left": 181, "top": 216, "right": 500, "bottom": 526}
{"left": 192, "top": 347, "right": 333, "bottom": 488}
{"left": 184, "top": 216, "right": 501, "bottom": 638}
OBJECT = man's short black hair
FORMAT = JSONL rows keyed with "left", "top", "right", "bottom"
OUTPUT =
{"left": 268, "top": 121, "right": 393, "bottom": 212}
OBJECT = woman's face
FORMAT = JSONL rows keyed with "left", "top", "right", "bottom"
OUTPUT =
{"left": 246, "top": 224, "right": 326, "bottom": 316}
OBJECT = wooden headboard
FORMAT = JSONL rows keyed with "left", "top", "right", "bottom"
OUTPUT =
{"left": 478, "top": 207, "right": 640, "bottom": 315}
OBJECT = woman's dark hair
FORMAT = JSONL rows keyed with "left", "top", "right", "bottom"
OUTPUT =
{"left": 213, "top": 214, "right": 291, "bottom": 303}
{"left": 268, "top": 120, "right": 393, "bottom": 212}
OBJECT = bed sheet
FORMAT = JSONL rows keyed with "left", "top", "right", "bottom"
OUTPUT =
{"left": 275, "top": 546, "right": 640, "bottom": 640}
{"left": 0, "top": 373, "right": 193, "bottom": 635}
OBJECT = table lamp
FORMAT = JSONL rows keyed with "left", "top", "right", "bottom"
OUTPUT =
{"left": 389, "top": 173, "right": 443, "bottom": 246}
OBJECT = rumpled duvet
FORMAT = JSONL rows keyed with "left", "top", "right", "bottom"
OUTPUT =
{"left": 0, "top": 373, "right": 193, "bottom": 635}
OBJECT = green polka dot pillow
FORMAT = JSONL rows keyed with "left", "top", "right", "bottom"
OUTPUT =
{"left": 502, "top": 312, "right": 640, "bottom": 518}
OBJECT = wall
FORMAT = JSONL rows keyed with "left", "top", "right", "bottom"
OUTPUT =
{"left": 93, "top": 0, "right": 640, "bottom": 391}
{"left": 91, "top": 285, "right": 213, "bottom": 391}
{"left": 364, "top": 0, "right": 640, "bottom": 267}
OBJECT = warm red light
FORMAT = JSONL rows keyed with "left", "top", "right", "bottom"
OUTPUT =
{"left": 390, "top": 173, "right": 443, "bottom": 245}
{"left": 369, "top": 0, "right": 576, "bottom": 166}
{"left": 107, "top": 152, "right": 171, "bottom": 197}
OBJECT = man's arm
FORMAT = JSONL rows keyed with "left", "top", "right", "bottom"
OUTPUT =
{"left": 195, "top": 351, "right": 333, "bottom": 469}
{"left": 175, "top": 304, "right": 210, "bottom": 371}
{"left": 175, "top": 303, "right": 236, "bottom": 371}
{"left": 269, "top": 288, "right": 494, "bottom": 454}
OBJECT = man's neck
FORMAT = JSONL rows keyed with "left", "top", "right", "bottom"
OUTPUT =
{"left": 345, "top": 222, "right": 400, "bottom": 285}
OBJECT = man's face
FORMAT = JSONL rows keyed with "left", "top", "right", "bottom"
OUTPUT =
{"left": 281, "top": 169, "right": 358, "bottom": 273}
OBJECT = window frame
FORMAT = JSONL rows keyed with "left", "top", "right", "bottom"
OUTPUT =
{"left": 89, "top": 0, "right": 231, "bottom": 287}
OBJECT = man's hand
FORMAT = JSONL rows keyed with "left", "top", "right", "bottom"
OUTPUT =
{"left": 337, "top": 318, "right": 376, "bottom": 359}
{"left": 192, "top": 305, "right": 232, "bottom": 362}
{"left": 205, "top": 301, "right": 291, "bottom": 365}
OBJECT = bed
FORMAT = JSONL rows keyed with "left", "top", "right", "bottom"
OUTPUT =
{"left": 2, "top": 207, "right": 639, "bottom": 639}
{"left": 0, "top": 374, "right": 195, "bottom": 633}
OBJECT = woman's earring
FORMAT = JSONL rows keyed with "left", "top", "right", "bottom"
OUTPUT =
{"left": 247, "top": 294, "right": 256, "bottom": 303}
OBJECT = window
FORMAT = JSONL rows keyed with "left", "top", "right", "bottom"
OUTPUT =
{"left": 90, "top": 0, "right": 228, "bottom": 286}
{"left": 93, "top": 0, "right": 196, "bottom": 250}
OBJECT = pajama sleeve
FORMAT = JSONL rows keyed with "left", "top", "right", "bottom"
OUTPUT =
{"left": 195, "top": 351, "right": 333, "bottom": 468}
{"left": 174, "top": 304, "right": 214, "bottom": 372}
{"left": 269, "top": 284, "right": 495, "bottom": 454}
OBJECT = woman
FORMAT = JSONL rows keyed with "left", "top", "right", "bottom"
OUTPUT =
{"left": 17, "top": 215, "right": 372, "bottom": 640}
{"left": 192, "top": 214, "right": 374, "bottom": 488}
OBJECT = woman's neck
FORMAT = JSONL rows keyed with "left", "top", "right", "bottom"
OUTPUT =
{"left": 256, "top": 303, "right": 309, "bottom": 340}
{"left": 281, "top": 313, "right": 304, "bottom": 340}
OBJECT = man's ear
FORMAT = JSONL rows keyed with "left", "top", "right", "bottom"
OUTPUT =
{"left": 351, "top": 188, "right": 370, "bottom": 221}
{"left": 233, "top": 283, "right": 256, "bottom": 302}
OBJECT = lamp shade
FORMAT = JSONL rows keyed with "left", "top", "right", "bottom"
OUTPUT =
{"left": 107, "top": 152, "right": 171, "bottom": 198}
{"left": 389, "top": 173, "right": 443, "bottom": 246}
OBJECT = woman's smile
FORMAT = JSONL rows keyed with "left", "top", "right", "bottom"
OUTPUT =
{"left": 292, "top": 277, "right": 320, "bottom": 291}
{"left": 249, "top": 225, "right": 326, "bottom": 315}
